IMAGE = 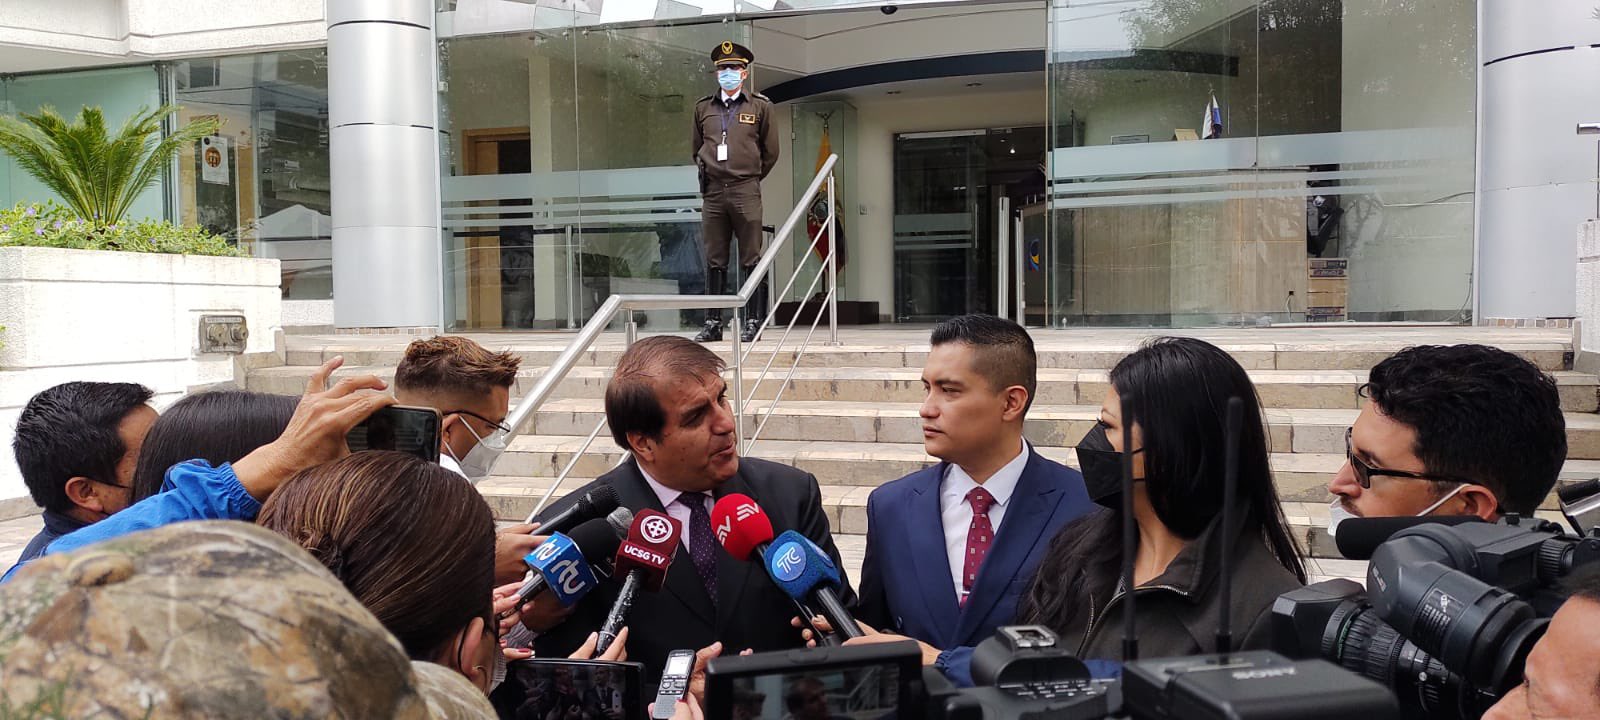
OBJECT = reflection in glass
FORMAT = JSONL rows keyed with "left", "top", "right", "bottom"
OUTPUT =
{"left": 441, "top": 22, "right": 750, "bottom": 330}
{"left": 1046, "top": 0, "right": 1475, "bottom": 326}
{"left": 175, "top": 51, "right": 332, "bottom": 300}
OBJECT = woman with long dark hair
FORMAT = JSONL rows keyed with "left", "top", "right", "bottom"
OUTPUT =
{"left": 1019, "top": 336, "right": 1306, "bottom": 659}
{"left": 130, "top": 390, "right": 297, "bottom": 502}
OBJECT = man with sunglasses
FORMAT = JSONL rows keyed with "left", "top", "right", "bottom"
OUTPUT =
{"left": 394, "top": 336, "right": 532, "bottom": 584}
{"left": 1327, "top": 344, "right": 1567, "bottom": 536}
{"left": 10, "top": 381, "right": 156, "bottom": 567}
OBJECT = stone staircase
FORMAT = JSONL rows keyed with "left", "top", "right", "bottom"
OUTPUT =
{"left": 248, "top": 327, "right": 1600, "bottom": 563}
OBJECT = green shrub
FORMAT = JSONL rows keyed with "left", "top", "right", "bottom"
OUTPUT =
{"left": 0, "top": 201, "right": 240, "bottom": 257}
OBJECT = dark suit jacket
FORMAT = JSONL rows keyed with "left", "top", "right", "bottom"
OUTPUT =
{"left": 532, "top": 457, "right": 855, "bottom": 683}
{"left": 856, "top": 448, "right": 1093, "bottom": 654}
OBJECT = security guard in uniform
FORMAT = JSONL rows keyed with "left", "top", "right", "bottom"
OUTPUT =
{"left": 692, "top": 41, "right": 780, "bottom": 343}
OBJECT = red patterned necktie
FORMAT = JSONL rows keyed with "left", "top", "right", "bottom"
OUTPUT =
{"left": 962, "top": 487, "right": 997, "bottom": 604}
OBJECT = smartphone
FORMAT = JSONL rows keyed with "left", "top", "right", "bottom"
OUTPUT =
{"left": 345, "top": 405, "right": 441, "bottom": 463}
{"left": 491, "top": 658, "right": 645, "bottom": 720}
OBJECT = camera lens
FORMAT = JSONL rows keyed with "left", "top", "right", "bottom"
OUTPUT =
{"left": 1333, "top": 609, "right": 1476, "bottom": 720}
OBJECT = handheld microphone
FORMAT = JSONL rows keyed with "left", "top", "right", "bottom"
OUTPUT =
{"left": 765, "top": 530, "right": 863, "bottom": 639}
{"left": 531, "top": 485, "right": 622, "bottom": 534}
{"left": 1334, "top": 515, "right": 1485, "bottom": 560}
{"left": 597, "top": 509, "right": 683, "bottom": 654}
{"left": 513, "top": 507, "right": 633, "bottom": 612}
{"left": 711, "top": 494, "right": 837, "bottom": 646}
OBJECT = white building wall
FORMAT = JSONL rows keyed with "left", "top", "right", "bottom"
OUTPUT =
{"left": 0, "top": 0, "right": 326, "bottom": 70}
{"left": 0, "top": 248, "right": 283, "bottom": 512}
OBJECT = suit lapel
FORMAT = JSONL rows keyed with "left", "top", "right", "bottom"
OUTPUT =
{"left": 953, "top": 450, "right": 1060, "bottom": 645}
{"left": 618, "top": 462, "right": 717, "bottom": 627}
{"left": 713, "top": 472, "right": 758, "bottom": 635}
{"left": 906, "top": 464, "right": 961, "bottom": 645}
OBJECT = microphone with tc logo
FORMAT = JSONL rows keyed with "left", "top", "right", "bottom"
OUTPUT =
{"left": 712, "top": 494, "right": 853, "bottom": 643}
{"left": 596, "top": 509, "right": 683, "bottom": 654}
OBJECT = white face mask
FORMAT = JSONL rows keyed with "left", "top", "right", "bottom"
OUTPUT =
{"left": 444, "top": 420, "right": 508, "bottom": 484}
{"left": 1326, "top": 499, "right": 1358, "bottom": 539}
{"left": 489, "top": 649, "right": 508, "bottom": 693}
{"left": 1326, "top": 483, "right": 1467, "bottom": 538}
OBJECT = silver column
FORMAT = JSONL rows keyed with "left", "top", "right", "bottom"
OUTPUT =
{"left": 1478, "top": 0, "right": 1600, "bottom": 321}
{"left": 327, "top": 0, "right": 443, "bottom": 329}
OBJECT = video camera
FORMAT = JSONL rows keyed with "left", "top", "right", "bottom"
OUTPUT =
{"left": 1273, "top": 506, "right": 1600, "bottom": 720}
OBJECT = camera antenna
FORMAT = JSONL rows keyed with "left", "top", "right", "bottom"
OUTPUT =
{"left": 1120, "top": 392, "right": 1139, "bottom": 663}
{"left": 1216, "top": 396, "right": 1243, "bottom": 657}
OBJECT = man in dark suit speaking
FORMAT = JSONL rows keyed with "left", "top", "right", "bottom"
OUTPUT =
{"left": 532, "top": 335, "right": 854, "bottom": 682}
{"left": 848, "top": 315, "right": 1093, "bottom": 685}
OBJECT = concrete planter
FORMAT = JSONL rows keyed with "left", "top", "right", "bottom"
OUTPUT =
{"left": 0, "top": 246, "right": 283, "bottom": 512}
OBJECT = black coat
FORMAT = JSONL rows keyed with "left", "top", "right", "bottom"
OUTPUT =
{"left": 531, "top": 457, "right": 856, "bottom": 682}
{"left": 1054, "top": 510, "right": 1305, "bottom": 661}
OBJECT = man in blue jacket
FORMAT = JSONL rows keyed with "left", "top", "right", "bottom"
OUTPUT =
{"left": 846, "top": 315, "right": 1094, "bottom": 685}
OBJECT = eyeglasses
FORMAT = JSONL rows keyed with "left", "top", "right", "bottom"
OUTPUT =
{"left": 447, "top": 409, "right": 512, "bottom": 435}
{"left": 1344, "top": 428, "right": 1469, "bottom": 489}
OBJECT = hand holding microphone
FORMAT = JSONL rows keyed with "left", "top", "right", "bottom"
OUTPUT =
{"left": 712, "top": 494, "right": 862, "bottom": 641}
{"left": 596, "top": 509, "right": 683, "bottom": 654}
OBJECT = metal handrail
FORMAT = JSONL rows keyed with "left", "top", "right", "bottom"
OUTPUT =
{"left": 512, "top": 154, "right": 842, "bottom": 520}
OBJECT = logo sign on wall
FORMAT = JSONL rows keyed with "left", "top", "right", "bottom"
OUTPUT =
{"left": 201, "top": 135, "right": 229, "bottom": 186}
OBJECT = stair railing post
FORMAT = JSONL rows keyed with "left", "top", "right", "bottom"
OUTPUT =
{"left": 731, "top": 303, "right": 746, "bottom": 454}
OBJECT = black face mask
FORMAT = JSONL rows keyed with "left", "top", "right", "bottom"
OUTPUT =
{"left": 1075, "top": 425, "right": 1139, "bottom": 509}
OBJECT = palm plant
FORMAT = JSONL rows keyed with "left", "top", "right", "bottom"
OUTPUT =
{"left": 0, "top": 105, "right": 218, "bottom": 229}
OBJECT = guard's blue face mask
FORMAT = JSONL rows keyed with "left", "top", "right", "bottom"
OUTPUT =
{"left": 717, "top": 68, "right": 743, "bottom": 92}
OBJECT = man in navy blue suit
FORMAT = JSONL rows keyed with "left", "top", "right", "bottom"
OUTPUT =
{"left": 846, "top": 315, "right": 1093, "bottom": 685}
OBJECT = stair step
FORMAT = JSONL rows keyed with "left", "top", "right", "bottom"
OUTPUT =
{"left": 246, "top": 365, "right": 1600, "bottom": 413}
{"left": 528, "top": 399, "right": 1600, "bottom": 460}
{"left": 282, "top": 333, "right": 1571, "bottom": 372}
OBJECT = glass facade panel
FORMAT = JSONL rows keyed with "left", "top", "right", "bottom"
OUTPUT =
{"left": 0, "top": 66, "right": 164, "bottom": 220}
{"left": 174, "top": 50, "right": 332, "bottom": 300}
{"left": 435, "top": 0, "right": 1477, "bottom": 329}
{"left": 441, "top": 21, "right": 750, "bottom": 330}
{"left": 1046, "top": 0, "right": 1475, "bottom": 326}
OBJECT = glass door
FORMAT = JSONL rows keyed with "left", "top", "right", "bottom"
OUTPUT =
{"left": 893, "top": 130, "right": 989, "bottom": 322}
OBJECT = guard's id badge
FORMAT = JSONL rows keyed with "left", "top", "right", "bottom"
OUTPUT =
{"left": 717, "top": 143, "right": 729, "bottom": 161}
{"left": 738, "top": 113, "right": 758, "bottom": 124}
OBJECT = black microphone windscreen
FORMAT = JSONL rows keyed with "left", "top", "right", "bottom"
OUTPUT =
{"left": 1334, "top": 515, "right": 1485, "bottom": 560}
{"left": 1559, "top": 479, "right": 1600, "bottom": 505}
{"left": 567, "top": 516, "right": 628, "bottom": 560}
{"left": 583, "top": 485, "right": 622, "bottom": 516}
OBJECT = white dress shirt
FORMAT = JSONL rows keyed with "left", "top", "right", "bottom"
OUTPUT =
{"left": 940, "top": 439, "right": 1030, "bottom": 600}
{"left": 720, "top": 89, "right": 743, "bottom": 105}
{"left": 439, "top": 453, "right": 467, "bottom": 479}
{"left": 638, "top": 464, "right": 709, "bottom": 555}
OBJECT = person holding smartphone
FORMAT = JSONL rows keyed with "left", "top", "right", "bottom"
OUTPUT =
{"left": 394, "top": 336, "right": 551, "bottom": 588}
{"left": 393, "top": 335, "right": 521, "bottom": 484}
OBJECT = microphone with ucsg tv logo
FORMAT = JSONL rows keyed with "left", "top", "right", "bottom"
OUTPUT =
{"left": 765, "top": 529, "right": 864, "bottom": 639}
{"left": 711, "top": 494, "right": 839, "bottom": 646}
{"left": 596, "top": 509, "right": 683, "bottom": 654}
{"left": 513, "top": 509, "right": 632, "bottom": 613}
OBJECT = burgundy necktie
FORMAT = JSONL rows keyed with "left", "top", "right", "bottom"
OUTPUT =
{"left": 962, "top": 487, "right": 997, "bottom": 602}
{"left": 678, "top": 493, "right": 718, "bottom": 606}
